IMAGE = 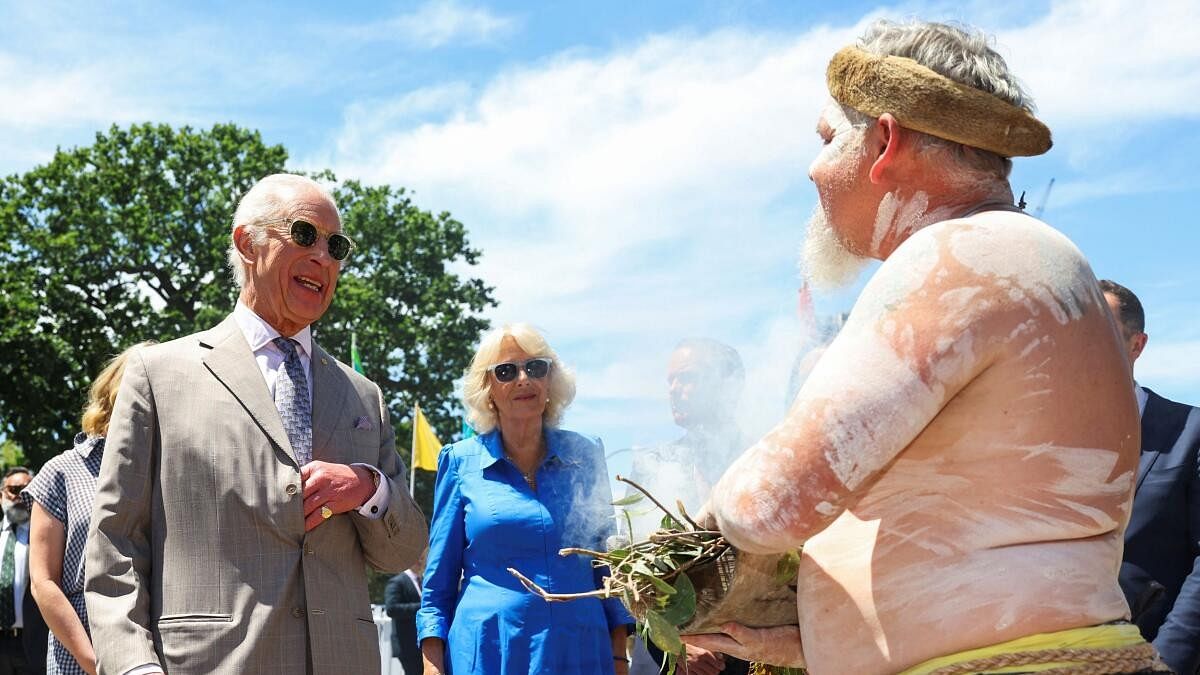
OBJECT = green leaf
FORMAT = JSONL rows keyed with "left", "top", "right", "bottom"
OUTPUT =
{"left": 645, "top": 574, "right": 676, "bottom": 596}
{"left": 661, "top": 514, "right": 682, "bottom": 530}
{"left": 612, "top": 493, "right": 645, "bottom": 506}
{"left": 644, "top": 609, "right": 683, "bottom": 654}
{"left": 774, "top": 549, "right": 802, "bottom": 585}
{"left": 659, "top": 573, "right": 696, "bottom": 625}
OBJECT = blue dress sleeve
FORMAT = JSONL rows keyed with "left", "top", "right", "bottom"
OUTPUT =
{"left": 416, "top": 445, "right": 467, "bottom": 643}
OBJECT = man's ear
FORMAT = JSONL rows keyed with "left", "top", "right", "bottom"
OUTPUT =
{"left": 867, "top": 113, "right": 907, "bottom": 185}
{"left": 232, "top": 225, "right": 256, "bottom": 264}
{"left": 1129, "top": 332, "right": 1148, "bottom": 365}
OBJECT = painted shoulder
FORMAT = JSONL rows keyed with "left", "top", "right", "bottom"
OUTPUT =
{"left": 870, "top": 211, "right": 1100, "bottom": 326}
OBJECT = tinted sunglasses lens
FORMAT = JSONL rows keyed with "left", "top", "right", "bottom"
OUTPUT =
{"left": 493, "top": 363, "right": 518, "bottom": 382}
{"left": 524, "top": 359, "right": 550, "bottom": 379}
{"left": 327, "top": 234, "right": 352, "bottom": 261}
{"left": 290, "top": 221, "right": 319, "bottom": 247}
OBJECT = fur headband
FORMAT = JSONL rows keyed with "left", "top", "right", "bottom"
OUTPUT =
{"left": 826, "top": 46, "right": 1052, "bottom": 157}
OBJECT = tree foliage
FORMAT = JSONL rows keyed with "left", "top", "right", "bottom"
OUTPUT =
{"left": 0, "top": 123, "right": 493, "bottom": 478}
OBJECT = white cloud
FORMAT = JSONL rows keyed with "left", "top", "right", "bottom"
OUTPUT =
{"left": 321, "top": 23, "right": 869, "bottom": 332}
{"left": 1138, "top": 340, "right": 1200, "bottom": 394}
{"left": 999, "top": 0, "right": 1200, "bottom": 125}
{"left": 336, "top": 1, "right": 518, "bottom": 49}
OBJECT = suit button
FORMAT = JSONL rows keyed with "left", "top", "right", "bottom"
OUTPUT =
{"left": 285, "top": 484, "right": 299, "bottom": 495}
{"left": 292, "top": 607, "right": 304, "bottom": 618}
{"left": 370, "top": 506, "right": 379, "bottom": 514}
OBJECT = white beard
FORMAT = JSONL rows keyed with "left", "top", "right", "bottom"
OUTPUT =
{"left": 800, "top": 202, "right": 868, "bottom": 290}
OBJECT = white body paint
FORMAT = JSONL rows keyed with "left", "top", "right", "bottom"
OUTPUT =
{"left": 712, "top": 210, "right": 1138, "bottom": 675}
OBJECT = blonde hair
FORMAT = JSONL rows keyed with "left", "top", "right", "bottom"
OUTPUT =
{"left": 462, "top": 324, "right": 576, "bottom": 434}
{"left": 81, "top": 341, "right": 155, "bottom": 438}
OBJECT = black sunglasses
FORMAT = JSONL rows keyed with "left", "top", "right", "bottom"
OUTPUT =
{"left": 267, "top": 219, "right": 356, "bottom": 261}
{"left": 487, "top": 358, "right": 552, "bottom": 383}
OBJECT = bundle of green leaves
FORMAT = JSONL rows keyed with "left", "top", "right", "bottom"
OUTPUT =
{"left": 509, "top": 476, "right": 804, "bottom": 674}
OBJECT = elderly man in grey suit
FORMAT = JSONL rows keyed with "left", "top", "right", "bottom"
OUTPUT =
{"left": 84, "top": 174, "right": 427, "bottom": 675}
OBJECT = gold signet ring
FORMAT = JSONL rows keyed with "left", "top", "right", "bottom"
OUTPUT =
{"left": 320, "top": 505, "right": 333, "bottom": 520}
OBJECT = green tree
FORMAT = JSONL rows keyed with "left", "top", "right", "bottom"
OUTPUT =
{"left": 0, "top": 123, "right": 493, "bottom": 475}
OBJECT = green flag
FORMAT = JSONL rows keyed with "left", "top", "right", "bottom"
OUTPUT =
{"left": 350, "top": 331, "right": 364, "bottom": 374}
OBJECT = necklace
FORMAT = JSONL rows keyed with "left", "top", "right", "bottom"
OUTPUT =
{"left": 506, "top": 450, "right": 544, "bottom": 490}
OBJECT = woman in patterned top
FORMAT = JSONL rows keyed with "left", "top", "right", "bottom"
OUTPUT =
{"left": 24, "top": 343, "right": 149, "bottom": 675}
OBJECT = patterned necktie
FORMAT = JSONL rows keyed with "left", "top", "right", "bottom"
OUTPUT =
{"left": 273, "top": 337, "right": 313, "bottom": 466}
{"left": 0, "top": 521, "right": 15, "bottom": 628}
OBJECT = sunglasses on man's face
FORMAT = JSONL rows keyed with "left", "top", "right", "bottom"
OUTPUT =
{"left": 266, "top": 219, "right": 356, "bottom": 261}
{"left": 487, "top": 358, "right": 552, "bottom": 383}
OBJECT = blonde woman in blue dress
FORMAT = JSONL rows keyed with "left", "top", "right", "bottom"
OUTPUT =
{"left": 417, "top": 324, "right": 633, "bottom": 674}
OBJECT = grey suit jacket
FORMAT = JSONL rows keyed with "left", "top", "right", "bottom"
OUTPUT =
{"left": 84, "top": 316, "right": 427, "bottom": 675}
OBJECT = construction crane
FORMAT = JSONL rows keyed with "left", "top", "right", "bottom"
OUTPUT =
{"left": 1033, "top": 178, "right": 1055, "bottom": 219}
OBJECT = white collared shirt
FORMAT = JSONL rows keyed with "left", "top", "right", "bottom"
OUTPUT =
{"left": 0, "top": 514, "right": 28, "bottom": 629}
{"left": 1135, "top": 381, "right": 1148, "bottom": 419}
{"left": 232, "top": 301, "right": 314, "bottom": 401}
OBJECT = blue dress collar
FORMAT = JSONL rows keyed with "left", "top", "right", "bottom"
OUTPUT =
{"left": 477, "top": 427, "right": 573, "bottom": 469}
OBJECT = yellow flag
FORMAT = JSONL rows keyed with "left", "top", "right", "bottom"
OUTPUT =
{"left": 411, "top": 404, "right": 441, "bottom": 472}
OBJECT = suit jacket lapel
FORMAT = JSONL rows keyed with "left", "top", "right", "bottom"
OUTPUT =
{"left": 201, "top": 316, "right": 299, "bottom": 467}
{"left": 1136, "top": 387, "right": 1184, "bottom": 493}
{"left": 310, "top": 342, "right": 349, "bottom": 461}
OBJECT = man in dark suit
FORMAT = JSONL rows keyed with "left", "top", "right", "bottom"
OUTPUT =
{"left": 1104, "top": 279, "right": 1200, "bottom": 675}
{"left": 384, "top": 557, "right": 424, "bottom": 675}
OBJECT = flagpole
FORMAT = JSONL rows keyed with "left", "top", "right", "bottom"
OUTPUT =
{"left": 410, "top": 403, "right": 419, "bottom": 498}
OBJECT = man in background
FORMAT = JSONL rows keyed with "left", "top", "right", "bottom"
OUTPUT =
{"left": 385, "top": 553, "right": 425, "bottom": 675}
{"left": 1104, "top": 279, "right": 1200, "bottom": 675}
{"left": 0, "top": 468, "right": 46, "bottom": 675}
{"left": 627, "top": 339, "right": 748, "bottom": 675}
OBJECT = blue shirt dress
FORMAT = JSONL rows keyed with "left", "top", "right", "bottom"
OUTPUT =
{"left": 416, "top": 428, "right": 632, "bottom": 674}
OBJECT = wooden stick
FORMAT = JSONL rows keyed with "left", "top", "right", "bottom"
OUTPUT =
{"left": 617, "top": 474, "right": 684, "bottom": 526}
{"left": 507, "top": 567, "right": 613, "bottom": 601}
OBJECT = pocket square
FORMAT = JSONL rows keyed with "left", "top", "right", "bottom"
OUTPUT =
{"left": 354, "top": 416, "right": 374, "bottom": 431}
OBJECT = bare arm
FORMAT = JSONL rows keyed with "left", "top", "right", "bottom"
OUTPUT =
{"left": 610, "top": 627, "right": 629, "bottom": 675}
{"left": 421, "top": 637, "right": 445, "bottom": 674}
{"left": 712, "top": 226, "right": 1002, "bottom": 553}
{"left": 29, "top": 504, "right": 96, "bottom": 674}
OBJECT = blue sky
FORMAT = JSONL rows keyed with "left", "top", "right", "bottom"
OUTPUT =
{"left": 3, "top": 0, "right": 1198, "bottom": 478}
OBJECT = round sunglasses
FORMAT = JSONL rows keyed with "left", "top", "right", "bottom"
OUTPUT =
{"left": 263, "top": 219, "right": 356, "bottom": 261}
{"left": 487, "top": 357, "right": 553, "bottom": 383}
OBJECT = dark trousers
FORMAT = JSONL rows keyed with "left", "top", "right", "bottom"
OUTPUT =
{"left": 0, "top": 632, "right": 33, "bottom": 675}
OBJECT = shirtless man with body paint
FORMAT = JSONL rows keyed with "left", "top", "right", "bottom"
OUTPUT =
{"left": 685, "top": 20, "right": 1152, "bottom": 675}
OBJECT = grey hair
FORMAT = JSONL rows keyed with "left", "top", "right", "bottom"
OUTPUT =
{"left": 847, "top": 19, "right": 1037, "bottom": 178}
{"left": 462, "top": 323, "right": 577, "bottom": 435}
{"left": 226, "top": 174, "right": 339, "bottom": 288}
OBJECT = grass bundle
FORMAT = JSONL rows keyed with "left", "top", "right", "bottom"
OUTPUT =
{"left": 509, "top": 475, "right": 803, "bottom": 674}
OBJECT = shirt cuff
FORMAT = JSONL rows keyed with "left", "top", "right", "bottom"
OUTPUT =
{"left": 352, "top": 464, "right": 391, "bottom": 519}
{"left": 124, "top": 665, "right": 164, "bottom": 675}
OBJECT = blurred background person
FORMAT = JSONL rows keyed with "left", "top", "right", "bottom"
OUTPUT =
{"left": 23, "top": 344, "right": 144, "bottom": 675}
{"left": 625, "top": 339, "right": 748, "bottom": 675}
{"left": 385, "top": 551, "right": 426, "bottom": 675}
{"left": 0, "top": 466, "right": 46, "bottom": 675}
{"left": 1103, "top": 280, "right": 1200, "bottom": 675}
{"left": 417, "top": 324, "right": 633, "bottom": 674}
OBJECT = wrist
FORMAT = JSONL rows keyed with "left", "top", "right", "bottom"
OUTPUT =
{"left": 356, "top": 466, "right": 379, "bottom": 505}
